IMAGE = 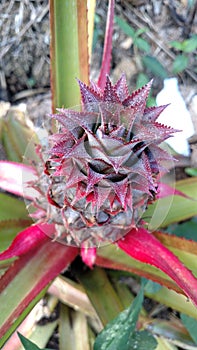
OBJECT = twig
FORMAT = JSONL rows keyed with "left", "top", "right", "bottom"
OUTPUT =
{"left": 184, "top": 1, "right": 197, "bottom": 37}
{"left": 13, "top": 87, "right": 49, "bottom": 101}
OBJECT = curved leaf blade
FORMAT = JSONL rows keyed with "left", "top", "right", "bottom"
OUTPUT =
{"left": 97, "top": 0, "right": 114, "bottom": 89}
{"left": 118, "top": 228, "right": 197, "bottom": 307}
{"left": 142, "top": 55, "right": 168, "bottom": 79}
{"left": 0, "top": 161, "right": 37, "bottom": 200}
{"left": 145, "top": 177, "right": 197, "bottom": 229}
{"left": 17, "top": 333, "right": 45, "bottom": 350}
{"left": 0, "top": 230, "right": 78, "bottom": 345}
{"left": 0, "top": 224, "right": 51, "bottom": 261}
{"left": 94, "top": 287, "right": 144, "bottom": 350}
{"left": 0, "top": 219, "right": 32, "bottom": 254}
{"left": 0, "top": 193, "right": 28, "bottom": 221}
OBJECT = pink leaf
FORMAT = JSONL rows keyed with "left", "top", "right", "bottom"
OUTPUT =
{"left": 66, "top": 165, "right": 87, "bottom": 189}
{"left": 118, "top": 227, "right": 197, "bottom": 307}
{"left": 0, "top": 161, "right": 38, "bottom": 200}
{"left": 144, "top": 105, "right": 169, "bottom": 122}
{"left": 114, "top": 73, "right": 129, "bottom": 101}
{"left": 77, "top": 80, "right": 102, "bottom": 108}
{"left": 111, "top": 179, "right": 128, "bottom": 209}
{"left": 0, "top": 224, "right": 54, "bottom": 260}
{"left": 97, "top": 0, "right": 114, "bottom": 89}
{"left": 123, "top": 80, "right": 153, "bottom": 108}
{"left": 157, "top": 182, "right": 193, "bottom": 200}
{"left": 103, "top": 75, "right": 120, "bottom": 103}
{"left": 86, "top": 166, "right": 105, "bottom": 192}
{"left": 0, "top": 240, "right": 78, "bottom": 339}
{"left": 81, "top": 245, "right": 97, "bottom": 268}
{"left": 94, "top": 185, "right": 111, "bottom": 211}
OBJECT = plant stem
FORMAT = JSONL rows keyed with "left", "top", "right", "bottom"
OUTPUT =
{"left": 50, "top": 0, "right": 81, "bottom": 110}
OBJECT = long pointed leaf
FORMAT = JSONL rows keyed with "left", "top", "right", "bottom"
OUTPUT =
{"left": 97, "top": 0, "right": 114, "bottom": 89}
{"left": 87, "top": 0, "right": 96, "bottom": 61}
{"left": 2, "top": 296, "right": 58, "bottom": 350}
{"left": 77, "top": 0, "right": 89, "bottom": 85}
{"left": 1, "top": 107, "right": 38, "bottom": 163}
{"left": 157, "top": 182, "right": 192, "bottom": 200}
{"left": 117, "top": 228, "right": 197, "bottom": 307}
{"left": 96, "top": 232, "right": 197, "bottom": 292}
{"left": 0, "top": 193, "right": 28, "bottom": 221}
{"left": 0, "top": 219, "right": 32, "bottom": 254}
{"left": 0, "top": 161, "right": 37, "bottom": 200}
{"left": 77, "top": 267, "right": 123, "bottom": 326}
{"left": 1, "top": 287, "right": 49, "bottom": 349}
{"left": 153, "top": 231, "right": 197, "bottom": 253}
{"left": 0, "top": 224, "right": 51, "bottom": 261}
{"left": 145, "top": 285, "right": 197, "bottom": 320}
{"left": 48, "top": 276, "right": 98, "bottom": 319}
{"left": 146, "top": 177, "right": 197, "bottom": 230}
{"left": 96, "top": 246, "right": 180, "bottom": 292}
{"left": 0, "top": 226, "right": 78, "bottom": 344}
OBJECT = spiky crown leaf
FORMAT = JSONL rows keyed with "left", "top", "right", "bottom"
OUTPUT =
{"left": 36, "top": 75, "right": 177, "bottom": 247}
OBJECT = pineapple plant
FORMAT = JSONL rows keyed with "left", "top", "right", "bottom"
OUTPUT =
{"left": 1, "top": 2, "right": 197, "bottom": 346}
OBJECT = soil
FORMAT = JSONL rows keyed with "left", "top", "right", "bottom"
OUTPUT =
{"left": 0, "top": 1, "right": 196, "bottom": 97}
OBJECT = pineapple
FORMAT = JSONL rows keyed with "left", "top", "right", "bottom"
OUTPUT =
{"left": 29, "top": 75, "right": 177, "bottom": 247}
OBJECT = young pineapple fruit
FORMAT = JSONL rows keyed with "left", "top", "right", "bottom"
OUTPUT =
{"left": 30, "top": 75, "right": 177, "bottom": 247}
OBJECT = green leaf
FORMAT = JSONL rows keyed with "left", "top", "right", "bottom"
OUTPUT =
{"left": 0, "top": 240, "right": 77, "bottom": 346}
{"left": 136, "top": 73, "right": 149, "bottom": 88}
{"left": 115, "top": 16, "right": 135, "bottom": 38}
{"left": 145, "top": 177, "right": 197, "bottom": 229}
{"left": 181, "top": 314, "right": 197, "bottom": 345}
{"left": 142, "top": 55, "right": 168, "bottom": 79}
{"left": 172, "top": 54, "right": 188, "bottom": 74}
{"left": 94, "top": 287, "right": 156, "bottom": 350}
{"left": 135, "top": 28, "right": 147, "bottom": 37}
{"left": 25, "top": 321, "right": 58, "bottom": 350}
{"left": 145, "top": 285, "right": 197, "bottom": 320}
{"left": 167, "top": 218, "right": 197, "bottom": 242}
{"left": 0, "top": 193, "right": 28, "bottom": 221}
{"left": 59, "top": 304, "right": 74, "bottom": 350}
{"left": 115, "top": 16, "right": 150, "bottom": 53}
{"left": 134, "top": 37, "right": 150, "bottom": 53}
{"left": 185, "top": 167, "right": 197, "bottom": 177}
{"left": 146, "top": 96, "right": 156, "bottom": 107}
{"left": 0, "top": 219, "right": 32, "bottom": 253}
{"left": 170, "top": 36, "right": 197, "bottom": 53}
{"left": 18, "top": 333, "right": 52, "bottom": 350}
{"left": 170, "top": 40, "right": 184, "bottom": 51}
{"left": 155, "top": 337, "right": 179, "bottom": 349}
{"left": 129, "top": 330, "right": 157, "bottom": 350}
{"left": 182, "top": 35, "right": 197, "bottom": 53}
{"left": 143, "top": 278, "right": 162, "bottom": 294}
{"left": 77, "top": 267, "right": 123, "bottom": 326}
{"left": 149, "top": 320, "right": 195, "bottom": 349}
{"left": 1, "top": 109, "right": 38, "bottom": 163}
